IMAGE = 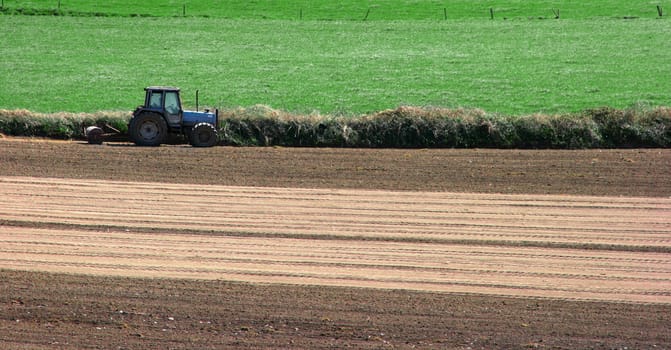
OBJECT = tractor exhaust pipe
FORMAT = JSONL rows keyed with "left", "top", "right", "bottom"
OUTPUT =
{"left": 196, "top": 89, "right": 199, "bottom": 112}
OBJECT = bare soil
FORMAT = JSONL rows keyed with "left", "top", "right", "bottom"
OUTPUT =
{"left": 1, "top": 139, "right": 670, "bottom": 349}
{"left": 0, "top": 138, "right": 669, "bottom": 197}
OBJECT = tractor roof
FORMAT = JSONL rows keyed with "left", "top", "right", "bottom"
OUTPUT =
{"left": 145, "top": 86, "right": 180, "bottom": 92}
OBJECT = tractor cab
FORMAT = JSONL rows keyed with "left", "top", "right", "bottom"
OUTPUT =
{"left": 142, "top": 86, "right": 183, "bottom": 131}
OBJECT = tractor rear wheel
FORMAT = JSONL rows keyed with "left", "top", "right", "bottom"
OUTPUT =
{"left": 190, "top": 122, "right": 218, "bottom": 147}
{"left": 129, "top": 113, "right": 167, "bottom": 146}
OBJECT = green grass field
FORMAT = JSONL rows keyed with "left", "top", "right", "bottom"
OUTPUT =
{"left": 0, "top": 1, "right": 669, "bottom": 115}
{"left": 2, "top": 0, "right": 666, "bottom": 20}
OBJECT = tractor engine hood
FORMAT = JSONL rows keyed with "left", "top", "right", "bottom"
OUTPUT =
{"left": 182, "top": 110, "right": 218, "bottom": 128}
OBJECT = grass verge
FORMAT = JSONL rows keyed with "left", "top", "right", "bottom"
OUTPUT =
{"left": 0, "top": 109, "right": 130, "bottom": 140}
{"left": 1, "top": 106, "right": 668, "bottom": 148}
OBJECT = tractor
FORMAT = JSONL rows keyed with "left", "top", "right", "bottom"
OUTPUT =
{"left": 86, "top": 86, "right": 219, "bottom": 147}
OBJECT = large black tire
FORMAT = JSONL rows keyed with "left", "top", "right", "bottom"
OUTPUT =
{"left": 190, "top": 122, "right": 218, "bottom": 147}
{"left": 128, "top": 112, "right": 167, "bottom": 146}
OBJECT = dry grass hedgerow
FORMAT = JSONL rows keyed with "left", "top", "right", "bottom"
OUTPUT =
{"left": 1, "top": 106, "right": 669, "bottom": 148}
{"left": 0, "top": 109, "right": 131, "bottom": 139}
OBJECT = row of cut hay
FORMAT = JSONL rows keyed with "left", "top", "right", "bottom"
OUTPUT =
{"left": 1, "top": 106, "right": 669, "bottom": 148}
{"left": 0, "top": 109, "right": 130, "bottom": 139}
{"left": 218, "top": 105, "right": 671, "bottom": 148}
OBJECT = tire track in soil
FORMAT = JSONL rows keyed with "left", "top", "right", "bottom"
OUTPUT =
{"left": 1, "top": 176, "right": 670, "bottom": 304}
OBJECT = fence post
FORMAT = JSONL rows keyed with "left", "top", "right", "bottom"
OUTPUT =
{"left": 657, "top": 5, "right": 663, "bottom": 17}
{"left": 363, "top": 8, "right": 370, "bottom": 21}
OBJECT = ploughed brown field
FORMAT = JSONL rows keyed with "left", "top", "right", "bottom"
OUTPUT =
{"left": 1, "top": 138, "right": 670, "bottom": 349}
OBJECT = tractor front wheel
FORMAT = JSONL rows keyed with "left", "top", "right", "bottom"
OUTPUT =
{"left": 190, "top": 122, "right": 218, "bottom": 147}
{"left": 129, "top": 113, "right": 167, "bottom": 146}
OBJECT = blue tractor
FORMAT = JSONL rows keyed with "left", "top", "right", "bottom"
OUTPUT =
{"left": 129, "top": 86, "right": 219, "bottom": 147}
{"left": 86, "top": 86, "right": 219, "bottom": 147}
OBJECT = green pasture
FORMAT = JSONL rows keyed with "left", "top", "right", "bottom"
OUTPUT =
{"left": 1, "top": 0, "right": 666, "bottom": 20}
{"left": 0, "top": 1, "right": 670, "bottom": 115}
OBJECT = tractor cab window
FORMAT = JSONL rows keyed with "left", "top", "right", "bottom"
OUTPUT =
{"left": 165, "top": 91, "right": 180, "bottom": 114}
{"left": 148, "top": 91, "right": 163, "bottom": 109}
